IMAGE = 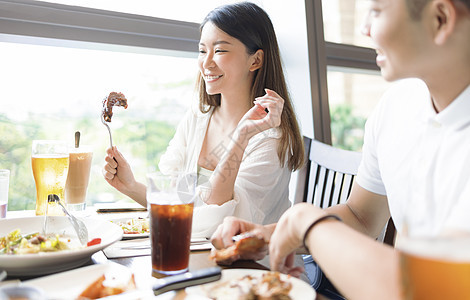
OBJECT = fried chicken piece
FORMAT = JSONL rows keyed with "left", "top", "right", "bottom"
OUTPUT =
{"left": 205, "top": 275, "right": 257, "bottom": 300}
{"left": 102, "top": 92, "right": 128, "bottom": 122}
{"left": 205, "top": 272, "right": 292, "bottom": 300}
{"left": 77, "top": 273, "right": 136, "bottom": 299}
{"left": 210, "top": 233, "right": 267, "bottom": 264}
{"left": 255, "top": 272, "right": 292, "bottom": 300}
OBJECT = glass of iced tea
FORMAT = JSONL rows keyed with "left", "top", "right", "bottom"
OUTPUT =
{"left": 31, "top": 140, "right": 69, "bottom": 216}
{"left": 65, "top": 145, "right": 93, "bottom": 212}
{"left": 147, "top": 172, "right": 197, "bottom": 275}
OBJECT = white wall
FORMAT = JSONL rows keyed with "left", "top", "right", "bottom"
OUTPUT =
{"left": 263, "top": 0, "right": 313, "bottom": 204}
{"left": 264, "top": 0, "right": 313, "bottom": 139}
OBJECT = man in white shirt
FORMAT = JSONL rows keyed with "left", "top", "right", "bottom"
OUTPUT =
{"left": 210, "top": 0, "right": 470, "bottom": 299}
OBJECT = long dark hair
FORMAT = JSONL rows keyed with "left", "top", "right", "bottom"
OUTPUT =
{"left": 196, "top": 2, "right": 304, "bottom": 171}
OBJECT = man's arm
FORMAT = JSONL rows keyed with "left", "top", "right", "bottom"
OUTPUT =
{"left": 304, "top": 211, "right": 399, "bottom": 300}
{"left": 326, "top": 182, "right": 391, "bottom": 239}
{"left": 269, "top": 201, "right": 399, "bottom": 300}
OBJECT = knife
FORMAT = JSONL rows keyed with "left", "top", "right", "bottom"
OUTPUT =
{"left": 152, "top": 267, "right": 222, "bottom": 295}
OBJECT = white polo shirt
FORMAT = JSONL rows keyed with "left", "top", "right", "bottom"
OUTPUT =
{"left": 356, "top": 79, "right": 470, "bottom": 237}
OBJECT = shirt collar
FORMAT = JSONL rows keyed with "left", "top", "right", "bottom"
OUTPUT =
{"left": 426, "top": 84, "right": 470, "bottom": 130}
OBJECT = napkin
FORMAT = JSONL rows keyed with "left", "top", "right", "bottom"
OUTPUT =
{"left": 95, "top": 202, "right": 147, "bottom": 213}
{"left": 103, "top": 238, "right": 213, "bottom": 259}
{"left": 103, "top": 238, "right": 150, "bottom": 259}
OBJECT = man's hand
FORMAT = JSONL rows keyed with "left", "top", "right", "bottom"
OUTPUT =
{"left": 210, "top": 216, "right": 275, "bottom": 265}
{"left": 269, "top": 203, "right": 326, "bottom": 278}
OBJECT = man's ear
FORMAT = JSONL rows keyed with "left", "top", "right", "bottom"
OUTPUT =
{"left": 249, "top": 49, "right": 264, "bottom": 72}
{"left": 430, "top": 0, "right": 457, "bottom": 45}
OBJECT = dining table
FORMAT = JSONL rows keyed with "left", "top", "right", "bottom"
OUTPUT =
{"left": 1, "top": 207, "right": 330, "bottom": 300}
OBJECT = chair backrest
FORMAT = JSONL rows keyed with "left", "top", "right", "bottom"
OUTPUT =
{"left": 293, "top": 136, "right": 312, "bottom": 205}
{"left": 294, "top": 136, "right": 396, "bottom": 246}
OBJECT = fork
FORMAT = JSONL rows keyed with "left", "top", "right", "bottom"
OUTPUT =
{"left": 101, "top": 110, "right": 113, "bottom": 148}
{"left": 48, "top": 194, "right": 89, "bottom": 246}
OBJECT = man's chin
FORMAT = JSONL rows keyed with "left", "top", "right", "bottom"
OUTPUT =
{"left": 380, "top": 69, "right": 400, "bottom": 83}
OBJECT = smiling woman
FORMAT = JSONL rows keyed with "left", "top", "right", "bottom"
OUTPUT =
{"left": 101, "top": 2, "right": 305, "bottom": 239}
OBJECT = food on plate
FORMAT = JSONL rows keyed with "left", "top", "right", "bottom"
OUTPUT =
{"left": 205, "top": 271, "right": 292, "bottom": 300}
{"left": 102, "top": 92, "right": 128, "bottom": 122}
{"left": 0, "top": 229, "right": 74, "bottom": 254}
{"left": 210, "top": 233, "right": 267, "bottom": 264}
{"left": 77, "top": 273, "right": 136, "bottom": 299}
{"left": 86, "top": 238, "right": 102, "bottom": 247}
{"left": 112, "top": 217, "right": 149, "bottom": 235}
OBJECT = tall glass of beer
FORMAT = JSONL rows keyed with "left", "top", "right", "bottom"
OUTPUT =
{"left": 32, "top": 140, "right": 69, "bottom": 216}
{"left": 399, "top": 211, "right": 470, "bottom": 299}
{"left": 147, "top": 172, "right": 197, "bottom": 275}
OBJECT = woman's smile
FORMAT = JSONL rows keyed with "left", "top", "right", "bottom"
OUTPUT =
{"left": 204, "top": 74, "right": 223, "bottom": 83}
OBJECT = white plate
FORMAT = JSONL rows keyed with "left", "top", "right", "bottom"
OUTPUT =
{"left": 25, "top": 262, "right": 155, "bottom": 300}
{"left": 123, "top": 232, "right": 149, "bottom": 239}
{"left": 0, "top": 216, "right": 122, "bottom": 276}
{"left": 185, "top": 269, "right": 316, "bottom": 300}
{"left": 109, "top": 218, "right": 150, "bottom": 240}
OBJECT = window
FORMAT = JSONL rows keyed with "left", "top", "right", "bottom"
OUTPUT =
{"left": 327, "top": 67, "right": 390, "bottom": 151}
{"left": 0, "top": 0, "right": 204, "bottom": 211}
{"left": 322, "top": 0, "right": 374, "bottom": 48}
{"left": 0, "top": 41, "right": 197, "bottom": 210}
{"left": 305, "top": 0, "right": 391, "bottom": 151}
{"left": 322, "top": 0, "right": 391, "bottom": 150}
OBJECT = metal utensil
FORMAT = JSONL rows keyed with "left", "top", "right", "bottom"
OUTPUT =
{"left": 47, "top": 194, "right": 88, "bottom": 245}
{"left": 153, "top": 267, "right": 222, "bottom": 295}
{"left": 101, "top": 110, "right": 113, "bottom": 148}
{"left": 74, "top": 131, "right": 80, "bottom": 148}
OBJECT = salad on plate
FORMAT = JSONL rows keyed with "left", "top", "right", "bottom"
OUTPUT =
{"left": 0, "top": 229, "right": 78, "bottom": 255}
{"left": 112, "top": 217, "right": 149, "bottom": 235}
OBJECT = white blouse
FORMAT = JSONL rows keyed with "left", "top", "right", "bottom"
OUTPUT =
{"left": 159, "top": 106, "right": 292, "bottom": 238}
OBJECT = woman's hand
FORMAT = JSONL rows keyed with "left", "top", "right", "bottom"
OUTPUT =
{"left": 210, "top": 216, "right": 275, "bottom": 264}
{"left": 236, "top": 89, "right": 284, "bottom": 140}
{"left": 102, "top": 146, "right": 137, "bottom": 195}
{"left": 269, "top": 203, "right": 326, "bottom": 278}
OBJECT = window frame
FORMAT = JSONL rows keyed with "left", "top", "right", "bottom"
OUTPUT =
{"left": 305, "top": 0, "right": 378, "bottom": 144}
{"left": 0, "top": 0, "right": 200, "bottom": 56}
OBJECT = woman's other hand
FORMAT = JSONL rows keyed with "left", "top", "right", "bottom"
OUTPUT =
{"left": 236, "top": 88, "right": 284, "bottom": 140}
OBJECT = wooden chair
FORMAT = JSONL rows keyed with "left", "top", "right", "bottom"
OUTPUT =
{"left": 294, "top": 136, "right": 396, "bottom": 245}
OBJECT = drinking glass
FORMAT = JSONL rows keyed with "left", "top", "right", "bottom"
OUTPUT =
{"left": 147, "top": 172, "right": 197, "bottom": 275}
{"left": 65, "top": 145, "right": 93, "bottom": 212}
{"left": 0, "top": 169, "right": 9, "bottom": 218}
{"left": 31, "top": 140, "right": 69, "bottom": 216}
{"left": 398, "top": 206, "right": 470, "bottom": 299}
